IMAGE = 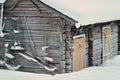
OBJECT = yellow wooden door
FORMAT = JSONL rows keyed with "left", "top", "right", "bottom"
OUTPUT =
{"left": 102, "top": 27, "right": 111, "bottom": 62}
{"left": 73, "top": 35, "right": 85, "bottom": 72}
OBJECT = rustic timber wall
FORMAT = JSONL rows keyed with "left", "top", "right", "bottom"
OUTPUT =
{"left": 87, "top": 25, "right": 102, "bottom": 66}
{"left": 71, "top": 21, "right": 119, "bottom": 67}
{"left": 86, "top": 22, "right": 118, "bottom": 66}
{"left": 109, "top": 23, "right": 118, "bottom": 58}
{"left": 0, "top": 0, "right": 74, "bottom": 73}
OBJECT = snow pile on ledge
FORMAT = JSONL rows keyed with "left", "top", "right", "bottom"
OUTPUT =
{"left": 0, "top": 55, "right": 120, "bottom": 80}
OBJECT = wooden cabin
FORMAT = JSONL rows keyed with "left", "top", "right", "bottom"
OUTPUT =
{"left": 0, "top": 0, "right": 120, "bottom": 74}
{"left": 72, "top": 20, "right": 119, "bottom": 67}
{"left": 0, "top": 0, "right": 78, "bottom": 74}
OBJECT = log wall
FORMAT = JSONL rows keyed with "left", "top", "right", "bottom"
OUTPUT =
{"left": 87, "top": 25, "right": 102, "bottom": 66}
{"left": 87, "top": 23, "right": 118, "bottom": 66}
{"left": 0, "top": 0, "right": 74, "bottom": 73}
{"left": 110, "top": 23, "right": 118, "bottom": 58}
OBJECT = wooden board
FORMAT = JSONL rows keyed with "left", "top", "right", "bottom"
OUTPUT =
{"left": 102, "top": 26, "right": 111, "bottom": 62}
{"left": 73, "top": 34, "right": 85, "bottom": 72}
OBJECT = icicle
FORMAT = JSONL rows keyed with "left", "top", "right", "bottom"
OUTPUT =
{"left": 45, "top": 57, "right": 54, "bottom": 62}
{"left": 5, "top": 63, "right": 22, "bottom": 71}
{"left": 44, "top": 66, "right": 57, "bottom": 72}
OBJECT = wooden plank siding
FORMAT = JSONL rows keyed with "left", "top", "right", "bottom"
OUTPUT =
{"left": 87, "top": 26, "right": 102, "bottom": 66}
{"left": 85, "top": 22, "right": 118, "bottom": 66}
{"left": 0, "top": 0, "right": 76, "bottom": 74}
{"left": 62, "top": 21, "right": 119, "bottom": 68}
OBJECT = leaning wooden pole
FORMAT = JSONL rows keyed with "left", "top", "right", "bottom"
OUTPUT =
{"left": 23, "top": 13, "right": 37, "bottom": 57}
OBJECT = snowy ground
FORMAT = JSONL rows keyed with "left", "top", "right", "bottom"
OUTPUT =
{"left": 1, "top": 55, "right": 120, "bottom": 80}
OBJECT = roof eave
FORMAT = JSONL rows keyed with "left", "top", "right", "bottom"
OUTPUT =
{"left": 32, "top": 0, "right": 78, "bottom": 26}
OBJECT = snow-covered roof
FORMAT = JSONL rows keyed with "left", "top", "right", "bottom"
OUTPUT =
{"left": 0, "top": 0, "right": 6, "bottom": 3}
{"left": 40, "top": 0, "right": 120, "bottom": 25}
{"left": 34, "top": 0, "right": 77, "bottom": 25}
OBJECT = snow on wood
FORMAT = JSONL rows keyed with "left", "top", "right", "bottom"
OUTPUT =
{"left": 10, "top": 46, "right": 25, "bottom": 51}
{"left": 5, "top": 53, "right": 14, "bottom": 59}
{"left": 13, "top": 30, "right": 21, "bottom": 33}
{"left": 44, "top": 66, "right": 57, "bottom": 72}
{"left": 18, "top": 53, "right": 38, "bottom": 62}
{"left": 42, "top": 46, "right": 49, "bottom": 51}
{"left": 45, "top": 57, "right": 54, "bottom": 62}
{"left": 4, "top": 43, "right": 9, "bottom": 48}
{"left": 4, "top": 63, "right": 22, "bottom": 71}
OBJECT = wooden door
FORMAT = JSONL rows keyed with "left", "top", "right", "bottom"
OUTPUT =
{"left": 102, "top": 27, "right": 111, "bottom": 62}
{"left": 73, "top": 34, "right": 85, "bottom": 72}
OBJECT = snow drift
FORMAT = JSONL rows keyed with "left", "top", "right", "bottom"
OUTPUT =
{"left": 0, "top": 55, "right": 120, "bottom": 80}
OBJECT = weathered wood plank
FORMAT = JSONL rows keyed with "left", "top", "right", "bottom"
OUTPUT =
{"left": 93, "top": 59, "right": 102, "bottom": 66}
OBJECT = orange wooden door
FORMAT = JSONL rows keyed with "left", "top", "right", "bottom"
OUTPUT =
{"left": 102, "top": 27, "right": 111, "bottom": 62}
{"left": 73, "top": 35, "right": 85, "bottom": 72}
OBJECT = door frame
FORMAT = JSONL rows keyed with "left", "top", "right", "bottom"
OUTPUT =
{"left": 102, "top": 26, "right": 111, "bottom": 62}
{"left": 73, "top": 34, "right": 86, "bottom": 71}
